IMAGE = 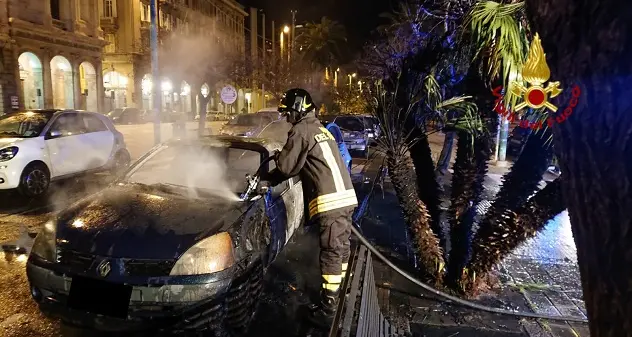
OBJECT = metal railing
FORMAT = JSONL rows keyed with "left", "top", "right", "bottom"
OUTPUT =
{"left": 329, "top": 245, "right": 408, "bottom": 337}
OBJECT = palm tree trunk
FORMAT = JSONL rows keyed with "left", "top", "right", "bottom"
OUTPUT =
{"left": 386, "top": 150, "right": 444, "bottom": 283}
{"left": 446, "top": 131, "right": 494, "bottom": 288}
{"left": 526, "top": 1, "right": 632, "bottom": 334}
{"left": 409, "top": 133, "right": 444, "bottom": 249}
{"left": 445, "top": 132, "right": 476, "bottom": 277}
{"left": 467, "top": 127, "right": 552, "bottom": 283}
{"left": 436, "top": 132, "right": 456, "bottom": 173}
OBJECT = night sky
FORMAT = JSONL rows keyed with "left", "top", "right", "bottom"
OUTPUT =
{"left": 237, "top": 0, "right": 395, "bottom": 62}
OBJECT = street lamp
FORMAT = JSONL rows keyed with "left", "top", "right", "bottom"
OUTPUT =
{"left": 283, "top": 25, "right": 290, "bottom": 33}
{"left": 348, "top": 73, "right": 356, "bottom": 86}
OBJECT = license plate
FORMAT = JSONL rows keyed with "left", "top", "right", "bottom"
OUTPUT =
{"left": 67, "top": 276, "right": 132, "bottom": 318}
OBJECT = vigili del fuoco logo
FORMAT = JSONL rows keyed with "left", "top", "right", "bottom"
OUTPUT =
{"left": 491, "top": 33, "right": 581, "bottom": 130}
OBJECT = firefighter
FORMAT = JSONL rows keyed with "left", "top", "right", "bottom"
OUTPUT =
{"left": 264, "top": 88, "right": 358, "bottom": 327}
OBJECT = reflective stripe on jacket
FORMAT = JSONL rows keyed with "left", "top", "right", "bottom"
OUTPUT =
{"left": 276, "top": 116, "right": 357, "bottom": 218}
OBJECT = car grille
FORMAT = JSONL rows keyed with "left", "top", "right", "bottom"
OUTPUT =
{"left": 56, "top": 248, "right": 95, "bottom": 271}
{"left": 56, "top": 248, "right": 175, "bottom": 277}
{"left": 123, "top": 259, "right": 176, "bottom": 277}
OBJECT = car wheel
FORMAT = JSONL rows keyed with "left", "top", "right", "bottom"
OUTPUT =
{"left": 362, "top": 147, "right": 369, "bottom": 159}
{"left": 225, "top": 260, "right": 264, "bottom": 334}
{"left": 18, "top": 163, "right": 50, "bottom": 198}
{"left": 110, "top": 150, "right": 131, "bottom": 176}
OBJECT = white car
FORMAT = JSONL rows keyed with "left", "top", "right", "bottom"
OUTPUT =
{"left": 0, "top": 110, "right": 131, "bottom": 197}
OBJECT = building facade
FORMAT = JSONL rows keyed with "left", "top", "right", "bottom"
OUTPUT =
{"left": 0, "top": 0, "right": 106, "bottom": 114}
{"left": 100, "top": 0, "right": 247, "bottom": 114}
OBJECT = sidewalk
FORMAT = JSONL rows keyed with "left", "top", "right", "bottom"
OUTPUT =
{"left": 358, "top": 155, "right": 589, "bottom": 336}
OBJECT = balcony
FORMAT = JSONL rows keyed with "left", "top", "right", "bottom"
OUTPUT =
{"left": 100, "top": 17, "right": 118, "bottom": 31}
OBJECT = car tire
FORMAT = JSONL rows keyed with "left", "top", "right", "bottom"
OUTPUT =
{"left": 362, "top": 147, "right": 369, "bottom": 159}
{"left": 18, "top": 162, "right": 50, "bottom": 198}
{"left": 110, "top": 150, "right": 131, "bottom": 176}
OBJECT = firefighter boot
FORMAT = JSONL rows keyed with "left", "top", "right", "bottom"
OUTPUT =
{"left": 309, "top": 288, "right": 339, "bottom": 329}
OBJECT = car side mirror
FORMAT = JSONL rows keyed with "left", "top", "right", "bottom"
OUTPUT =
{"left": 45, "top": 130, "right": 62, "bottom": 139}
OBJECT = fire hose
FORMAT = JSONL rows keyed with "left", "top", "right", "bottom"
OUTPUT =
{"left": 350, "top": 163, "right": 589, "bottom": 324}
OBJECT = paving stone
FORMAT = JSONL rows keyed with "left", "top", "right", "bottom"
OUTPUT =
{"left": 521, "top": 319, "right": 555, "bottom": 337}
{"left": 522, "top": 290, "right": 561, "bottom": 316}
{"left": 569, "top": 323, "right": 591, "bottom": 337}
{"left": 547, "top": 322, "right": 582, "bottom": 337}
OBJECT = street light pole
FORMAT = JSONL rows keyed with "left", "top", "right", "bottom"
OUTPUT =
{"left": 150, "top": 0, "right": 161, "bottom": 145}
{"left": 290, "top": 10, "right": 296, "bottom": 62}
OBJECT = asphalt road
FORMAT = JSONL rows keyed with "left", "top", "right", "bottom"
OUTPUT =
{"left": 0, "top": 122, "right": 373, "bottom": 337}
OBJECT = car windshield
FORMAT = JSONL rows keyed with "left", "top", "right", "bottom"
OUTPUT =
{"left": 229, "top": 114, "right": 273, "bottom": 126}
{"left": 0, "top": 111, "right": 53, "bottom": 138}
{"left": 336, "top": 117, "right": 364, "bottom": 132}
{"left": 126, "top": 144, "right": 262, "bottom": 198}
{"left": 107, "top": 109, "right": 124, "bottom": 118}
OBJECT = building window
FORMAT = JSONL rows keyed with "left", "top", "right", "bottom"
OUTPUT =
{"left": 102, "top": 0, "right": 116, "bottom": 18}
{"left": 50, "top": 0, "right": 61, "bottom": 20}
{"left": 104, "top": 34, "right": 117, "bottom": 53}
{"left": 140, "top": 3, "right": 149, "bottom": 22}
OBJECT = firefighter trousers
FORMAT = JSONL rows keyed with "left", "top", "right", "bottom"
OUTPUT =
{"left": 316, "top": 208, "right": 353, "bottom": 292}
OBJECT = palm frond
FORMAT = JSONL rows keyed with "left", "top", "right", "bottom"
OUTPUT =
{"left": 463, "top": 0, "right": 528, "bottom": 109}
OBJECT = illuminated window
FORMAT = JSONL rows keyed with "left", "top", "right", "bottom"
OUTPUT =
{"left": 140, "top": 3, "right": 149, "bottom": 22}
{"left": 104, "top": 34, "right": 116, "bottom": 53}
{"left": 102, "top": 0, "right": 116, "bottom": 18}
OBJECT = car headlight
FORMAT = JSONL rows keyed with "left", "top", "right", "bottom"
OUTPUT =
{"left": 0, "top": 146, "right": 18, "bottom": 161}
{"left": 169, "top": 232, "right": 235, "bottom": 276}
{"left": 30, "top": 221, "right": 56, "bottom": 262}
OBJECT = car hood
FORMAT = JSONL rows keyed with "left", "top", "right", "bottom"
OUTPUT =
{"left": 220, "top": 125, "right": 262, "bottom": 136}
{"left": 55, "top": 183, "right": 248, "bottom": 259}
{"left": 0, "top": 138, "right": 26, "bottom": 147}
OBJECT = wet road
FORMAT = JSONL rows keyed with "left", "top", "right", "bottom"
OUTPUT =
{"left": 0, "top": 124, "right": 373, "bottom": 337}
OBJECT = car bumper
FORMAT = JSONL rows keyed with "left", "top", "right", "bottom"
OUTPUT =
{"left": 26, "top": 261, "right": 234, "bottom": 332}
{"left": 0, "top": 158, "right": 26, "bottom": 189}
{"left": 345, "top": 142, "right": 367, "bottom": 151}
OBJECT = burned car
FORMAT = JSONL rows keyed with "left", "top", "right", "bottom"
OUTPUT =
{"left": 26, "top": 135, "right": 305, "bottom": 334}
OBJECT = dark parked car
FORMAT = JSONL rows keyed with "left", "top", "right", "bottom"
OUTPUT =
{"left": 219, "top": 113, "right": 280, "bottom": 138}
{"left": 334, "top": 115, "right": 370, "bottom": 158}
{"left": 26, "top": 136, "right": 305, "bottom": 334}
{"left": 106, "top": 107, "right": 146, "bottom": 125}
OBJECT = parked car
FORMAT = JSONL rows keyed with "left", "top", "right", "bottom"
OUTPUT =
{"left": 324, "top": 122, "right": 353, "bottom": 173}
{"left": 334, "top": 115, "right": 370, "bottom": 158}
{"left": 26, "top": 136, "right": 305, "bottom": 333}
{"left": 106, "top": 107, "right": 145, "bottom": 125}
{"left": 195, "top": 111, "right": 228, "bottom": 121}
{"left": 0, "top": 110, "right": 130, "bottom": 197}
{"left": 219, "top": 113, "right": 278, "bottom": 138}
{"left": 359, "top": 115, "right": 381, "bottom": 145}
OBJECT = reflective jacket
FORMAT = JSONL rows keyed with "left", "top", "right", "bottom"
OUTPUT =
{"left": 274, "top": 116, "right": 357, "bottom": 219}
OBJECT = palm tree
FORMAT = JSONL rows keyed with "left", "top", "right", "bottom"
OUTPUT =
{"left": 525, "top": 0, "right": 632, "bottom": 334}
{"left": 296, "top": 17, "right": 347, "bottom": 69}
{"left": 362, "top": 0, "right": 574, "bottom": 295}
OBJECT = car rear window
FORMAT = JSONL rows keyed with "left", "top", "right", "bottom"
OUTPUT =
{"left": 335, "top": 117, "right": 364, "bottom": 132}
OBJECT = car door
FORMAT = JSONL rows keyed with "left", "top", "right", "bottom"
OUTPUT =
{"left": 44, "top": 113, "right": 88, "bottom": 177}
{"left": 79, "top": 114, "right": 115, "bottom": 169}
{"left": 264, "top": 159, "right": 305, "bottom": 263}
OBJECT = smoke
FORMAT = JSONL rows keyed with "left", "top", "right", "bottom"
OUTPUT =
{"left": 126, "top": 145, "right": 260, "bottom": 202}
{"left": 158, "top": 25, "right": 243, "bottom": 91}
